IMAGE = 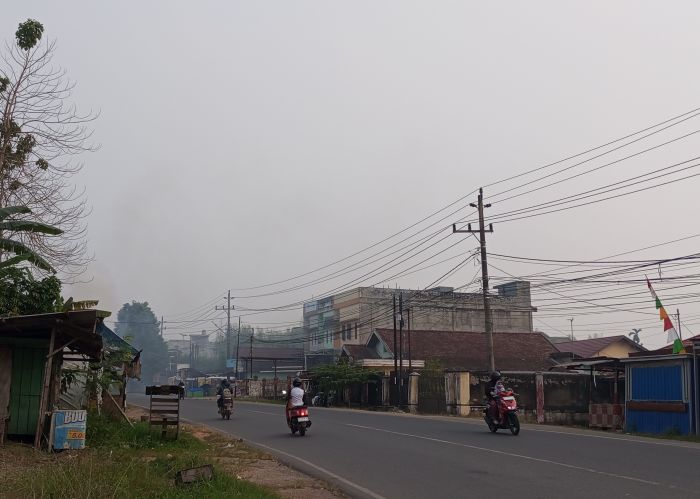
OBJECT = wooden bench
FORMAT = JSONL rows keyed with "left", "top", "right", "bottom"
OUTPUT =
{"left": 145, "top": 385, "right": 181, "bottom": 438}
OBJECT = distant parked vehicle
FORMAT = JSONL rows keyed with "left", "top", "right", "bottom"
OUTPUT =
{"left": 311, "top": 391, "right": 336, "bottom": 407}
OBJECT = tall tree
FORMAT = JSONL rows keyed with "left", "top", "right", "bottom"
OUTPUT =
{"left": 115, "top": 301, "right": 167, "bottom": 383}
{"left": 0, "top": 19, "right": 97, "bottom": 279}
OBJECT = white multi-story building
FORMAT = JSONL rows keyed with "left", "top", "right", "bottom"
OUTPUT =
{"left": 303, "top": 281, "right": 536, "bottom": 354}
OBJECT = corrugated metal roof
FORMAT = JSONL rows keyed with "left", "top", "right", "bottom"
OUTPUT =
{"left": 372, "top": 329, "right": 559, "bottom": 371}
{"left": 555, "top": 335, "right": 645, "bottom": 358}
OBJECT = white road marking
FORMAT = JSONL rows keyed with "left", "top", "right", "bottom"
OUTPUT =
{"left": 514, "top": 426, "right": 700, "bottom": 448}
{"left": 303, "top": 404, "right": 700, "bottom": 450}
{"left": 346, "top": 423, "right": 662, "bottom": 487}
{"left": 249, "top": 440, "right": 388, "bottom": 499}
{"left": 137, "top": 397, "right": 700, "bottom": 449}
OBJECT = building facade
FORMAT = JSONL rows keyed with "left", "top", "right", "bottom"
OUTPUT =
{"left": 304, "top": 281, "right": 536, "bottom": 354}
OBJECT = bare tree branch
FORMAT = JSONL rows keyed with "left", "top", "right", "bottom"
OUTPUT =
{"left": 0, "top": 23, "right": 98, "bottom": 281}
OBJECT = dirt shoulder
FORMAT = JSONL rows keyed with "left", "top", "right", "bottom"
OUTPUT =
{"left": 125, "top": 406, "right": 343, "bottom": 499}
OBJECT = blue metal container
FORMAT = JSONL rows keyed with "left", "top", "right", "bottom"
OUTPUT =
{"left": 50, "top": 410, "right": 87, "bottom": 450}
{"left": 623, "top": 355, "right": 695, "bottom": 435}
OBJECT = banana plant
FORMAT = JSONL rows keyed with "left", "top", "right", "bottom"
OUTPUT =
{"left": 0, "top": 205, "right": 62, "bottom": 274}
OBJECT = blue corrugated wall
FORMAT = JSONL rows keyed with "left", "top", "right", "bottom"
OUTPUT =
{"left": 626, "top": 361, "right": 694, "bottom": 435}
{"left": 626, "top": 409, "right": 690, "bottom": 434}
{"left": 630, "top": 366, "right": 682, "bottom": 401}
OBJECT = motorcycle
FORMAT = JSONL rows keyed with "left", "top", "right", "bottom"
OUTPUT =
{"left": 287, "top": 405, "right": 311, "bottom": 436}
{"left": 283, "top": 390, "right": 312, "bottom": 436}
{"left": 484, "top": 388, "right": 520, "bottom": 435}
{"left": 218, "top": 388, "right": 233, "bottom": 420}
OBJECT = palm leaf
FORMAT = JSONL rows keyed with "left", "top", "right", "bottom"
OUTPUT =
{"left": 68, "top": 300, "right": 100, "bottom": 311}
{"left": 0, "top": 220, "right": 63, "bottom": 235}
{"left": 0, "top": 239, "right": 55, "bottom": 272}
{"left": 0, "top": 254, "right": 33, "bottom": 269}
{"left": 0, "top": 206, "right": 31, "bottom": 221}
{"left": 0, "top": 237, "right": 34, "bottom": 255}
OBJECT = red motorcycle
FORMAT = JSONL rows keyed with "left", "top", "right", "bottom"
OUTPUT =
{"left": 484, "top": 389, "right": 520, "bottom": 435}
{"left": 286, "top": 405, "right": 311, "bottom": 436}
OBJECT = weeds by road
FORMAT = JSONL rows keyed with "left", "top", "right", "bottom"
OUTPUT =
{"left": 1, "top": 412, "right": 276, "bottom": 499}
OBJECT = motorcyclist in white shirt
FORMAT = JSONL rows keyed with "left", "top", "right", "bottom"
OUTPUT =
{"left": 289, "top": 378, "right": 305, "bottom": 407}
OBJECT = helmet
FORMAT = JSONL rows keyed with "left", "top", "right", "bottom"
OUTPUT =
{"left": 292, "top": 377, "right": 302, "bottom": 387}
{"left": 490, "top": 371, "right": 502, "bottom": 381}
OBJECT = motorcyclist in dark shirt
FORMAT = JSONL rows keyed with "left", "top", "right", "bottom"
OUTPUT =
{"left": 486, "top": 371, "right": 503, "bottom": 422}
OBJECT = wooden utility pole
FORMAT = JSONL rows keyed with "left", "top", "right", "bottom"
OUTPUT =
{"left": 453, "top": 187, "right": 495, "bottom": 372}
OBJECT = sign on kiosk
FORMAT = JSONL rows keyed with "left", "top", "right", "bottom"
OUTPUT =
{"left": 50, "top": 410, "right": 87, "bottom": 450}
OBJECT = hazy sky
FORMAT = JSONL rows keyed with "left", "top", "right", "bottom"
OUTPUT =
{"left": 4, "top": 2, "right": 700, "bottom": 348}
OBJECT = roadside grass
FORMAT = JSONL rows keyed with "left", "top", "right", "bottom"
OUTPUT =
{"left": 4, "top": 411, "right": 279, "bottom": 499}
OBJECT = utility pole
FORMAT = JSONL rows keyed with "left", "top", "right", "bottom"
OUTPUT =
{"left": 677, "top": 309, "right": 683, "bottom": 340}
{"left": 407, "top": 307, "right": 412, "bottom": 372}
{"left": 235, "top": 316, "right": 241, "bottom": 380}
{"left": 569, "top": 318, "right": 574, "bottom": 341}
{"left": 189, "top": 335, "right": 193, "bottom": 370}
{"left": 453, "top": 187, "right": 495, "bottom": 372}
{"left": 215, "top": 291, "right": 234, "bottom": 363}
{"left": 249, "top": 332, "right": 254, "bottom": 379}
{"left": 399, "top": 292, "right": 404, "bottom": 408}
{"left": 393, "top": 294, "right": 398, "bottom": 389}
{"left": 160, "top": 316, "right": 164, "bottom": 337}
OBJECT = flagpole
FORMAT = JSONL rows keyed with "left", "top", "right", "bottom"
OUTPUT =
{"left": 677, "top": 309, "right": 683, "bottom": 341}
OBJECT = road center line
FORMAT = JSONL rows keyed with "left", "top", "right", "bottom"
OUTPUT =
{"left": 247, "top": 409, "right": 279, "bottom": 416}
{"left": 346, "top": 423, "right": 662, "bottom": 487}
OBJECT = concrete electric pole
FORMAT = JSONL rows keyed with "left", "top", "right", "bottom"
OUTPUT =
{"left": 453, "top": 187, "right": 495, "bottom": 372}
{"left": 215, "top": 291, "right": 234, "bottom": 362}
{"left": 569, "top": 318, "right": 574, "bottom": 341}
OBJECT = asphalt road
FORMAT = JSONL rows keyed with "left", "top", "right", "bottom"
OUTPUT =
{"left": 129, "top": 394, "right": 700, "bottom": 499}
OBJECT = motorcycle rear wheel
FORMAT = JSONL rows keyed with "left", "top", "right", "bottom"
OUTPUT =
{"left": 299, "top": 426, "right": 306, "bottom": 436}
{"left": 508, "top": 413, "right": 520, "bottom": 435}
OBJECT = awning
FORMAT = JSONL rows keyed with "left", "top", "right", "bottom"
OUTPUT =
{"left": 97, "top": 322, "right": 138, "bottom": 355}
{"left": 551, "top": 356, "right": 624, "bottom": 372}
{"left": 0, "top": 310, "right": 108, "bottom": 360}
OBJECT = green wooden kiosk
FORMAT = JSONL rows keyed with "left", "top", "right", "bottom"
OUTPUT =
{"left": 0, "top": 311, "right": 106, "bottom": 448}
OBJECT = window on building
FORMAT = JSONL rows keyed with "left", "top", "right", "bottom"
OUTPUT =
{"left": 355, "top": 323, "right": 358, "bottom": 339}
